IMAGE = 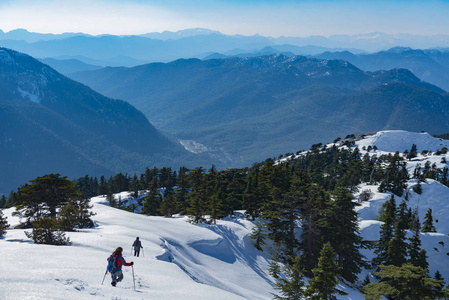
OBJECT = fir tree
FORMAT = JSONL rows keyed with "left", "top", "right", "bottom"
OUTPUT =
{"left": 407, "top": 144, "right": 418, "bottom": 160}
{"left": 377, "top": 195, "right": 396, "bottom": 224}
{"left": 433, "top": 270, "right": 446, "bottom": 299}
{"left": 385, "top": 218, "right": 408, "bottom": 267}
{"left": 422, "top": 208, "right": 436, "bottom": 233}
{"left": 304, "top": 242, "right": 348, "bottom": 299}
{"left": 250, "top": 220, "right": 266, "bottom": 251}
{"left": 25, "top": 217, "right": 71, "bottom": 245}
{"left": 378, "top": 152, "right": 408, "bottom": 197}
{"left": 187, "top": 167, "right": 207, "bottom": 223}
{"left": 298, "top": 184, "right": 330, "bottom": 274}
{"left": 208, "top": 189, "right": 225, "bottom": 224}
{"left": 142, "top": 177, "right": 162, "bottom": 216}
{"left": 413, "top": 181, "right": 423, "bottom": 194}
{"left": 324, "top": 187, "right": 367, "bottom": 283}
{"left": 0, "top": 209, "right": 10, "bottom": 237}
{"left": 158, "top": 193, "right": 178, "bottom": 218}
{"left": 242, "top": 170, "right": 264, "bottom": 220}
{"left": 373, "top": 196, "right": 396, "bottom": 266}
{"left": 58, "top": 198, "right": 95, "bottom": 231}
{"left": 269, "top": 251, "right": 282, "bottom": 280}
{"left": 14, "top": 174, "right": 81, "bottom": 227}
{"left": 408, "top": 210, "right": 428, "bottom": 270}
{"left": 175, "top": 167, "right": 190, "bottom": 215}
{"left": 272, "top": 256, "right": 306, "bottom": 300}
{"left": 362, "top": 264, "right": 442, "bottom": 300}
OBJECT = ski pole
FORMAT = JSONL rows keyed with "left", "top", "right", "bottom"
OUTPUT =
{"left": 101, "top": 266, "right": 108, "bottom": 285}
{"left": 132, "top": 265, "right": 136, "bottom": 290}
{"left": 130, "top": 246, "right": 133, "bottom": 256}
{"left": 142, "top": 248, "right": 144, "bottom": 257}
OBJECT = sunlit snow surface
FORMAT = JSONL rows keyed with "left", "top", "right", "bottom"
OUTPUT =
{"left": 2, "top": 130, "right": 449, "bottom": 299}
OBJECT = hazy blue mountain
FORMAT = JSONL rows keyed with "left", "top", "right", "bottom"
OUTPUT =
{"left": 271, "top": 32, "right": 449, "bottom": 51}
{"left": 0, "top": 28, "right": 91, "bottom": 43}
{"left": 316, "top": 47, "right": 449, "bottom": 91}
{"left": 3, "top": 28, "right": 449, "bottom": 68}
{"left": 203, "top": 45, "right": 365, "bottom": 60}
{"left": 0, "top": 33, "right": 274, "bottom": 66}
{"left": 202, "top": 46, "right": 295, "bottom": 60}
{"left": 140, "top": 28, "right": 222, "bottom": 40}
{"left": 38, "top": 58, "right": 102, "bottom": 74}
{"left": 0, "top": 48, "right": 200, "bottom": 194}
{"left": 70, "top": 54, "right": 449, "bottom": 167}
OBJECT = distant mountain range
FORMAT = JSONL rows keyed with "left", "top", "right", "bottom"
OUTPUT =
{"left": 2, "top": 28, "right": 449, "bottom": 67}
{"left": 315, "top": 47, "right": 449, "bottom": 91}
{"left": 0, "top": 48, "right": 205, "bottom": 194}
{"left": 70, "top": 54, "right": 449, "bottom": 168}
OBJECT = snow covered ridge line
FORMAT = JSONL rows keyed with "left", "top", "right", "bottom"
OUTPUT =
{"left": 279, "top": 130, "right": 449, "bottom": 163}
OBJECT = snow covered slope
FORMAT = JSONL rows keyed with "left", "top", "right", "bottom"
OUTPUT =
{"left": 1, "top": 196, "right": 275, "bottom": 299}
{"left": 354, "top": 131, "right": 449, "bottom": 281}
{"left": 2, "top": 130, "right": 449, "bottom": 299}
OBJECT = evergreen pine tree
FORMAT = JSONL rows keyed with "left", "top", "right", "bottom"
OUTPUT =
{"left": 362, "top": 264, "right": 442, "bottom": 300}
{"left": 25, "top": 217, "right": 71, "bottom": 245}
{"left": 407, "top": 144, "right": 418, "bottom": 160}
{"left": 158, "top": 193, "right": 178, "bottom": 218}
{"left": 187, "top": 167, "right": 207, "bottom": 223}
{"left": 261, "top": 163, "right": 300, "bottom": 258}
{"left": 59, "top": 198, "right": 95, "bottom": 231}
{"left": 175, "top": 167, "right": 190, "bottom": 215}
{"left": 298, "top": 184, "right": 330, "bottom": 274}
{"left": 304, "top": 242, "right": 348, "bottom": 299}
{"left": 269, "top": 251, "right": 282, "bottom": 280}
{"left": 373, "top": 196, "right": 396, "bottom": 266}
{"left": 422, "top": 208, "right": 436, "bottom": 232}
{"left": 14, "top": 174, "right": 81, "bottom": 227}
{"left": 408, "top": 210, "right": 429, "bottom": 270}
{"left": 272, "top": 256, "right": 306, "bottom": 300}
{"left": 0, "top": 209, "right": 10, "bottom": 237}
{"left": 142, "top": 177, "right": 163, "bottom": 216}
{"left": 208, "top": 189, "right": 225, "bottom": 224}
{"left": 324, "top": 187, "right": 367, "bottom": 283}
{"left": 433, "top": 270, "right": 446, "bottom": 299}
{"left": 242, "top": 170, "right": 264, "bottom": 220}
{"left": 250, "top": 219, "right": 266, "bottom": 251}
{"left": 413, "top": 181, "right": 423, "bottom": 194}
{"left": 385, "top": 218, "right": 408, "bottom": 267}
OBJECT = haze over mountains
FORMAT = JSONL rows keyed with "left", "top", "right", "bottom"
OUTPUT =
{"left": 2, "top": 27, "right": 449, "bottom": 192}
{"left": 2, "top": 28, "right": 449, "bottom": 67}
{"left": 70, "top": 54, "right": 449, "bottom": 167}
{"left": 0, "top": 48, "right": 205, "bottom": 194}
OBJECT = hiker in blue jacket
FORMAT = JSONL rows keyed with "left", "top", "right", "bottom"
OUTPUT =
{"left": 108, "top": 247, "right": 133, "bottom": 286}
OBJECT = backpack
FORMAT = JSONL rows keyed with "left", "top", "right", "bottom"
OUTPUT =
{"left": 107, "top": 254, "right": 117, "bottom": 273}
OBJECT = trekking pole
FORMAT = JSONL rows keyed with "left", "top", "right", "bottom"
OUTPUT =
{"left": 132, "top": 265, "right": 136, "bottom": 290}
{"left": 142, "top": 248, "right": 145, "bottom": 257}
{"left": 101, "top": 267, "right": 108, "bottom": 285}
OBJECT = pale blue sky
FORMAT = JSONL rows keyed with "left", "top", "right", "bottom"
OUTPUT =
{"left": 0, "top": 0, "right": 448, "bottom": 37}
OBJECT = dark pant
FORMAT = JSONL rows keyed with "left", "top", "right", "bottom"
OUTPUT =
{"left": 111, "top": 270, "right": 123, "bottom": 284}
{"left": 134, "top": 249, "right": 140, "bottom": 257}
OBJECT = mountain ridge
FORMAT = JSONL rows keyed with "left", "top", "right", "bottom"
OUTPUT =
{"left": 69, "top": 54, "right": 449, "bottom": 167}
{"left": 0, "top": 48, "right": 203, "bottom": 193}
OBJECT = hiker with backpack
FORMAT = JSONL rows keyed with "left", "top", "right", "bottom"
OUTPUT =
{"left": 132, "top": 237, "right": 143, "bottom": 257}
{"left": 107, "top": 247, "right": 133, "bottom": 286}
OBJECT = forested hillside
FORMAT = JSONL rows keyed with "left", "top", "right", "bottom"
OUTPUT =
{"left": 3, "top": 130, "right": 449, "bottom": 299}
{"left": 0, "top": 48, "right": 206, "bottom": 194}
{"left": 70, "top": 55, "right": 449, "bottom": 168}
